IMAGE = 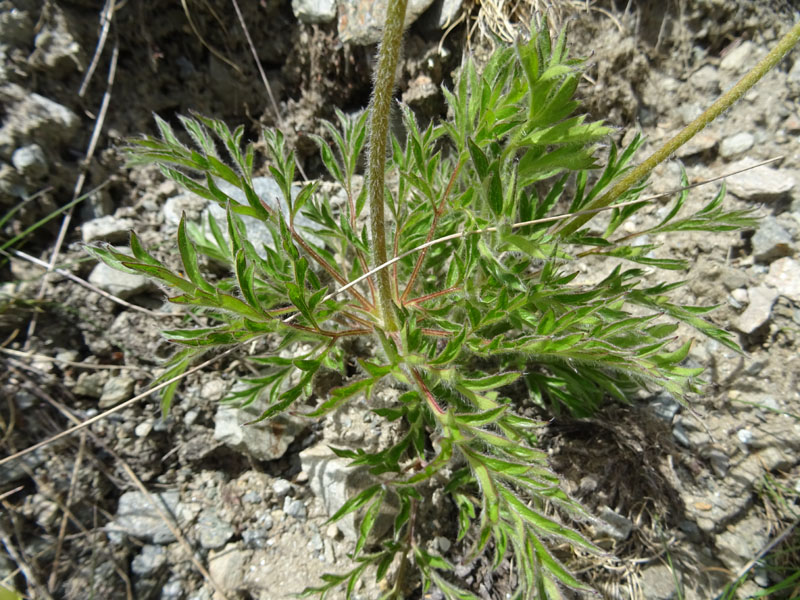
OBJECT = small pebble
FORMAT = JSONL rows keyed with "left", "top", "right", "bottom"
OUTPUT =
{"left": 737, "top": 429, "right": 753, "bottom": 445}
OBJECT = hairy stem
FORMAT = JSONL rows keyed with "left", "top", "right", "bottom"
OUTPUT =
{"left": 368, "top": 0, "right": 407, "bottom": 332}
{"left": 556, "top": 20, "right": 800, "bottom": 237}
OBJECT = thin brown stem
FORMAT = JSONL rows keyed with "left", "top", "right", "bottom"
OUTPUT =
{"left": 411, "top": 368, "right": 445, "bottom": 415}
{"left": 401, "top": 160, "right": 463, "bottom": 303}
{"left": 259, "top": 198, "right": 373, "bottom": 309}
{"left": 406, "top": 286, "right": 462, "bottom": 306}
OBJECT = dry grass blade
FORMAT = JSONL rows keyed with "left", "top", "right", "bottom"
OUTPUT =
{"left": 78, "top": 0, "right": 116, "bottom": 97}
{"left": 48, "top": 433, "right": 86, "bottom": 593}
{"left": 0, "top": 347, "right": 236, "bottom": 468}
{"left": 22, "top": 376, "right": 233, "bottom": 600}
{"left": 3, "top": 247, "right": 176, "bottom": 319}
{"left": 181, "top": 0, "right": 241, "bottom": 74}
{"left": 26, "top": 37, "right": 120, "bottom": 349}
{"left": 0, "top": 514, "right": 55, "bottom": 600}
{"left": 0, "top": 347, "right": 150, "bottom": 372}
{"left": 229, "top": 0, "right": 308, "bottom": 182}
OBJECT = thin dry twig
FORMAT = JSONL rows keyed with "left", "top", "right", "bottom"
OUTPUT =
{"left": 0, "top": 347, "right": 151, "bottom": 372}
{"left": 0, "top": 347, "right": 236, "bottom": 468}
{"left": 48, "top": 433, "right": 86, "bottom": 593}
{"left": 181, "top": 0, "right": 242, "bottom": 73}
{"left": 26, "top": 37, "right": 120, "bottom": 349}
{"left": 229, "top": 0, "right": 309, "bottom": 182}
{"left": 3, "top": 247, "right": 177, "bottom": 319}
{"left": 79, "top": 0, "right": 116, "bottom": 97}
{"left": 26, "top": 376, "right": 231, "bottom": 600}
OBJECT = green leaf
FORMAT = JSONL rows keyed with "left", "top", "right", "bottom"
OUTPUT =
{"left": 326, "top": 484, "right": 381, "bottom": 525}
{"left": 178, "top": 214, "right": 215, "bottom": 293}
{"left": 487, "top": 162, "right": 503, "bottom": 216}
{"left": 468, "top": 137, "right": 489, "bottom": 179}
{"left": 429, "top": 329, "right": 467, "bottom": 366}
{"left": 459, "top": 372, "right": 521, "bottom": 392}
{"left": 354, "top": 490, "right": 385, "bottom": 557}
{"left": 306, "top": 377, "right": 376, "bottom": 417}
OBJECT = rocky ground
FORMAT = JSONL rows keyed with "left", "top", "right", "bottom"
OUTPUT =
{"left": 1, "top": 1, "right": 799, "bottom": 599}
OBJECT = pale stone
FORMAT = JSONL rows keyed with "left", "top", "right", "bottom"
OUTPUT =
{"left": 736, "top": 285, "right": 778, "bottom": 334}
{"left": 765, "top": 257, "right": 800, "bottom": 302}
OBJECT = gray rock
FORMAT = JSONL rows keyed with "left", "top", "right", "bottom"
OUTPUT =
{"left": 0, "top": 8, "right": 34, "bottom": 46}
{"left": 88, "top": 248, "right": 155, "bottom": 299}
{"left": 196, "top": 510, "right": 235, "bottom": 549}
{"left": 200, "top": 378, "right": 228, "bottom": 402}
{"left": 689, "top": 64, "right": 720, "bottom": 95}
{"left": 0, "top": 86, "right": 80, "bottom": 158}
{"left": 99, "top": 375, "right": 135, "bottom": 408}
{"left": 208, "top": 543, "right": 250, "bottom": 594}
{"left": 163, "top": 193, "right": 208, "bottom": 230}
{"left": 596, "top": 506, "right": 633, "bottom": 541}
{"left": 160, "top": 578, "right": 183, "bottom": 600}
{"left": 648, "top": 391, "right": 680, "bottom": 423}
{"left": 720, "top": 41, "right": 763, "bottom": 73}
{"left": 131, "top": 544, "right": 167, "bottom": 576}
{"left": 0, "top": 448, "right": 47, "bottom": 486}
{"left": 672, "top": 422, "right": 690, "bottom": 447}
{"left": 719, "top": 132, "right": 754, "bottom": 158}
{"left": 202, "top": 176, "right": 323, "bottom": 256}
{"left": 337, "top": 0, "right": 436, "bottom": 45}
{"left": 765, "top": 257, "right": 800, "bottom": 302}
{"left": 751, "top": 217, "right": 792, "bottom": 263}
{"left": 677, "top": 102, "right": 702, "bottom": 127}
{"left": 111, "top": 491, "right": 187, "bottom": 544}
{"left": 736, "top": 286, "right": 778, "bottom": 334}
{"left": 284, "top": 497, "right": 307, "bottom": 520}
{"left": 292, "top": 0, "right": 337, "bottom": 23}
{"left": 737, "top": 428, "right": 753, "bottom": 445}
{"left": 242, "top": 514, "right": 273, "bottom": 549}
{"left": 11, "top": 144, "right": 47, "bottom": 179}
{"left": 300, "top": 443, "right": 395, "bottom": 541}
{"left": 757, "top": 447, "right": 793, "bottom": 472}
{"left": 30, "top": 12, "right": 85, "bottom": 76}
{"left": 702, "top": 446, "right": 729, "bottom": 477}
{"left": 272, "top": 478, "right": 293, "bottom": 499}
{"left": 787, "top": 51, "right": 800, "bottom": 97}
{"left": 213, "top": 397, "right": 305, "bottom": 461}
{"left": 639, "top": 564, "right": 681, "bottom": 600}
{"left": 242, "top": 491, "right": 263, "bottom": 504}
{"left": 674, "top": 131, "right": 717, "bottom": 158}
{"left": 72, "top": 371, "right": 108, "bottom": 398}
{"left": 726, "top": 158, "right": 795, "bottom": 201}
{"left": 715, "top": 515, "right": 769, "bottom": 571}
{"left": 82, "top": 215, "right": 136, "bottom": 244}
{"left": 402, "top": 75, "right": 443, "bottom": 119}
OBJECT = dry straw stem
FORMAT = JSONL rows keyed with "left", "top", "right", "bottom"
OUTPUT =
{"left": 556, "top": 20, "right": 800, "bottom": 237}
{"left": 26, "top": 35, "right": 120, "bottom": 348}
{"left": 3, "top": 247, "right": 175, "bottom": 319}
{"left": 13, "top": 366, "right": 230, "bottom": 600}
{"left": 292, "top": 156, "right": 780, "bottom": 316}
{"left": 0, "top": 347, "right": 236, "bottom": 467}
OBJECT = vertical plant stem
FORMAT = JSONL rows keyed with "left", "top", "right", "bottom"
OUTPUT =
{"left": 556, "top": 20, "right": 800, "bottom": 237}
{"left": 368, "top": 0, "right": 408, "bottom": 332}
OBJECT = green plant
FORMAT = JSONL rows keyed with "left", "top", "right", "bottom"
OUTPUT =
{"left": 85, "top": 9, "right": 800, "bottom": 599}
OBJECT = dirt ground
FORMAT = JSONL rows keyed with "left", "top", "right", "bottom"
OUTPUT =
{"left": 1, "top": 1, "right": 799, "bottom": 599}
